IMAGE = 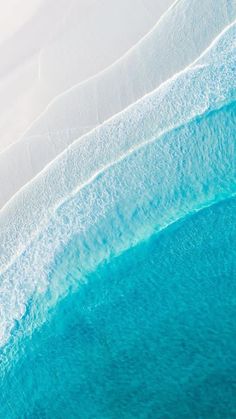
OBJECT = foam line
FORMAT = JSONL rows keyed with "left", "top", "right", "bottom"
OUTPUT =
{"left": 1, "top": 0, "right": 233, "bottom": 161}
{"left": 0, "top": 0, "right": 177, "bottom": 154}
{"left": 0, "top": 0, "right": 178, "bottom": 156}
{"left": 1, "top": 0, "right": 235, "bottom": 210}
{"left": 0, "top": 20, "right": 235, "bottom": 276}
{"left": 0, "top": 97, "right": 235, "bottom": 346}
{"left": 0, "top": 5, "right": 234, "bottom": 163}
{"left": 1, "top": 16, "right": 235, "bottom": 212}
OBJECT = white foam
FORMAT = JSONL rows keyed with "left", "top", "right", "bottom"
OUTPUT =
{"left": 0, "top": 7, "right": 235, "bottom": 349}
{"left": 0, "top": 20, "right": 235, "bottom": 275}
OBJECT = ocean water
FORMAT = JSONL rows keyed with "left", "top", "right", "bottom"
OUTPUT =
{"left": 0, "top": 12, "right": 236, "bottom": 419}
{"left": 1, "top": 197, "right": 236, "bottom": 418}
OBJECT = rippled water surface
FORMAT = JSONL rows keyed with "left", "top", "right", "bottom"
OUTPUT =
{"left": 1, "top": 197, "right": 236, "bottom": 418}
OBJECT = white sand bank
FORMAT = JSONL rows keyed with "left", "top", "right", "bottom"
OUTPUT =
{"left": 0, "top": 0, "right": 235, "bottom": 208}
{"left": 0, "top": 0, "right": 172, "bottom": 153}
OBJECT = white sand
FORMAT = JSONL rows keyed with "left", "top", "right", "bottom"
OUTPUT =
{"left": 0, "top": 0, "right": 235, "bottom": 209}
{"left": 0, "top": 0, "right": 172, "bottom": 153}
{"left": 1, "top": 16, "right": 235, "bottom": 272}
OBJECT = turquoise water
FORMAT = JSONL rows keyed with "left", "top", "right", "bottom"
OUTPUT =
{"left": 1, "top": 197, "right": 236, "bottom": 418}
{"left": 0, "top": 17, "right": 236, "bottom": 419}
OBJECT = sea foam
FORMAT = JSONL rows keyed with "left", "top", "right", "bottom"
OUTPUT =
{"left": 0, "top": 21, "right": 235, "bottom": 347}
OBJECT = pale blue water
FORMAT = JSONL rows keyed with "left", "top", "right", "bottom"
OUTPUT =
{"left": 0, "top": 16, "right": 236, "bottom": 419}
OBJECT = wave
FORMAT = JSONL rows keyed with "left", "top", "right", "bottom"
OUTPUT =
{"left": 0, "top": 96, "right": 235, "bottom": 346}
{"left": 0, "top": 0, "right": 235, "bottom": 207}
{"left": 0, "top": 15, "right": 235, "bottom": 348}
{"left": 1, "top": 20, "right": 236, "bottom": 269}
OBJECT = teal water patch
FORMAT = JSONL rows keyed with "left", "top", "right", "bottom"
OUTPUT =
{"left": 1, "top": 196, "right": 236, "bottom": 418}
